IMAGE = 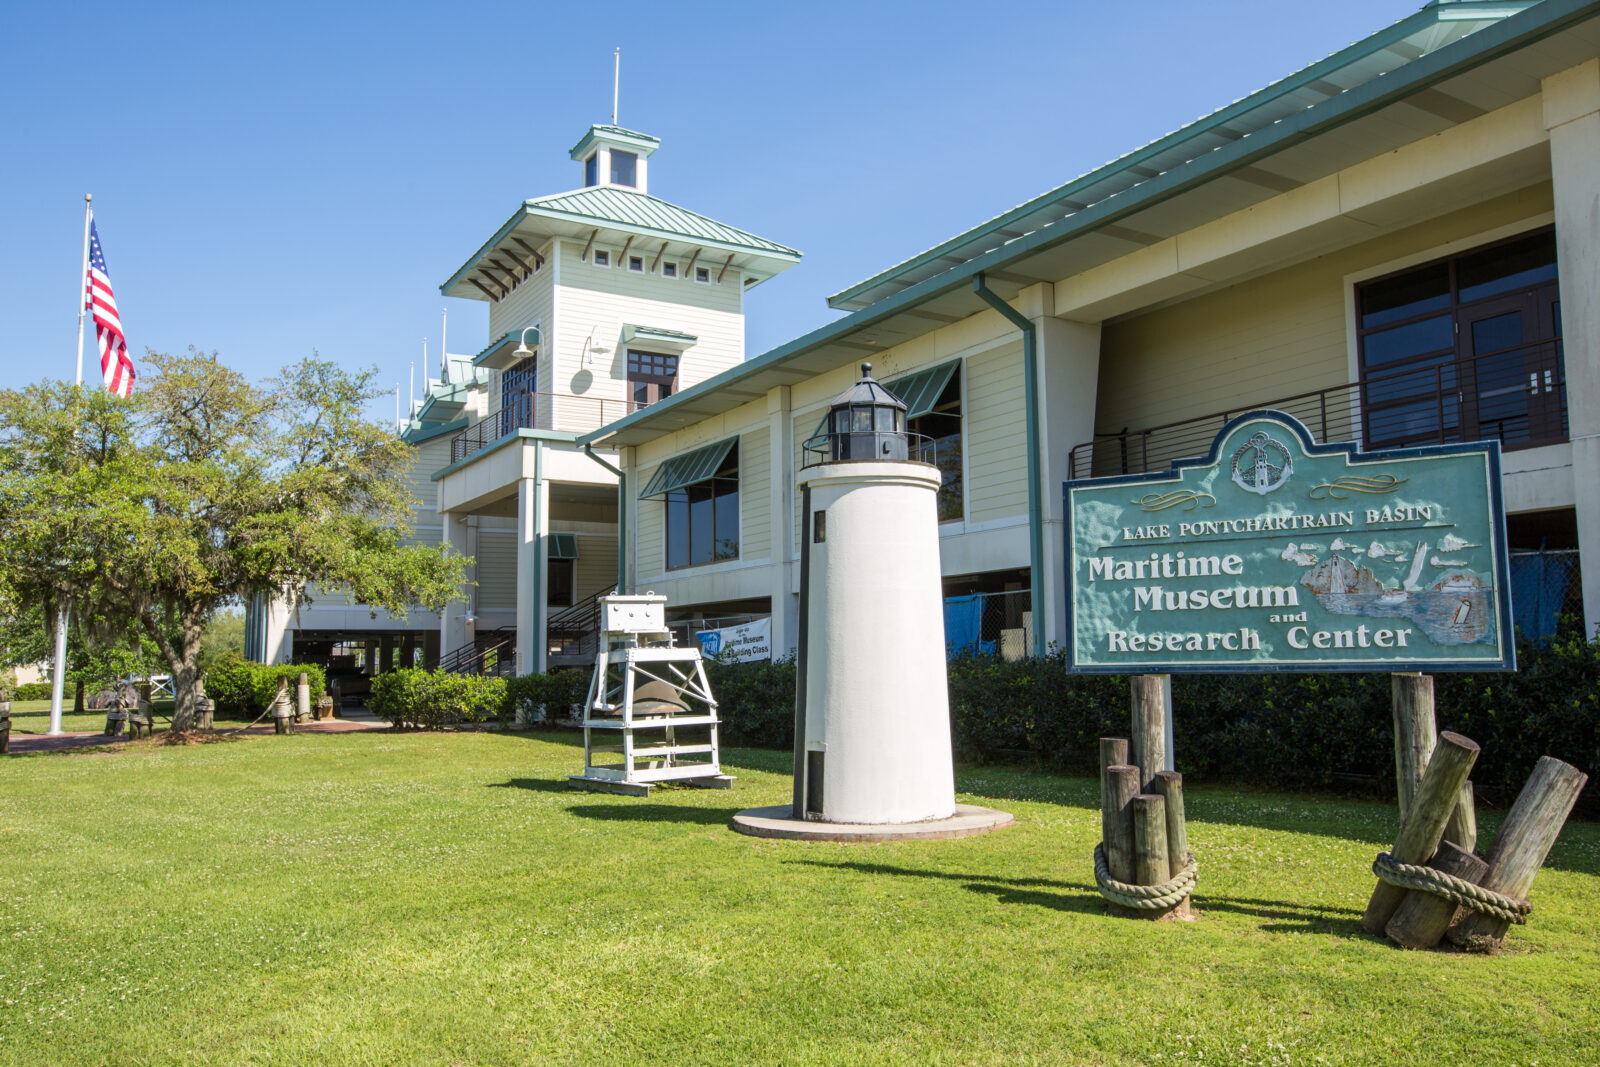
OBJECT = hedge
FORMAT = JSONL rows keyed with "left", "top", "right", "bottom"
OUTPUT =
{"left": 14, "top": 681, "right": 53, "bottom": 701}
{"left": 504, "top": 669, "right": 589, "bottom": 724}
{"left": 203, "top": 655, "right": 326, "bottom": 714}
{"left": 697, "top": 637, "right": 1600, "bottom": 817}
{"left": 368, "top": 668, "right": 508, "bottom": 730}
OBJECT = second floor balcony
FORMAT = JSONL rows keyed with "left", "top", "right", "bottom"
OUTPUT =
{"left": 1070, "top": 337, "right": 1567, "bottom": 479}
{"left": 450, "top": 391, "right": 642, "bottom": 464}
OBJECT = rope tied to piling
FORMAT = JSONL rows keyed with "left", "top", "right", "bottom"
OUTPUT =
{"left": 1093, "top": 843, "right": 1198, "bottom": 910}
{"left": 1370, "top": 851, "right": 1530, "bottom": 925}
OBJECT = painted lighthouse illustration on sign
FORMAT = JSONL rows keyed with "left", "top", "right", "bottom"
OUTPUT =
{"left": 732, "top": 364, "right": 1011, "bottom": 840}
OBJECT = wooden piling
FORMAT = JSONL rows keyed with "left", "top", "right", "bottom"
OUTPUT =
{"left": 1102, "top": 764, "right": 1140, "bottom": 885}
{"left": 1391, "top": 673, "right": 1434, "bottom": 823}
{"left": 1150, "top": 771, "right": 1188, "bottom": 874}
{"left": 1383, "top": 841, "right": 1489, "bottom": 949}
{"left": 1362, "top": 731, "right": 1479, "bottom": 935}
{"left": 1132, "top": 794, "right": 1170, "bottom": 887}
{"left": 1130, "top": 676, "right": 1166, "bottom": 789}
{"left": 1390, "top": 672, "right": 1474, "bottom": 850}
{"left": 295, "top": 673, "right": 311, "bottom": 723}
{"left": 1099, "top": 738, "right": 1128, "bottom": 808}
{"left": 1449, "top": 756, "right": 1588, "bottom": 948}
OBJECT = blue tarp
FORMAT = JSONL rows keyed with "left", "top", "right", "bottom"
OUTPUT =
{"left": 1508, "top": 553, "right": 1572, "bottom": 644}
{"left": 943, "top": 595, "right": 995, "bottom": 658}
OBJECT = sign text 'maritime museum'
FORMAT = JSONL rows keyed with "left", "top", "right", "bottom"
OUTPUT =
{"left": 1065, "top": 411, "right": 1514, "bottom": 673}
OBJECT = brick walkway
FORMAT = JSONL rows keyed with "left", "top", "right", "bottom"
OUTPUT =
{"left": 5, "top": 716, "right": 389, "bottom": 755}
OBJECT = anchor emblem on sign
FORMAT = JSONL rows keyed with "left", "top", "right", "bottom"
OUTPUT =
{"left": 1230, "top": 431, "right": 1293, "bottom": 495}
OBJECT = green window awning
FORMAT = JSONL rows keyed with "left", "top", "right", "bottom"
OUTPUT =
{"left": 884, "top": 360, "right": 960, "bottom": 419}
{"left": 548, "top": 533, "right": 579, "bottom": 559}
{"left": 638, "top": 437, "right": 738, "bottom": 499}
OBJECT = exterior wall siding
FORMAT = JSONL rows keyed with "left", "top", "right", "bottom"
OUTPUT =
{"left": 551, "top": 240, "right": 745, "bottom": 436}
{"left": 1096, "top": 185, "right": 1555, "bottom": 438}
{"left": 486, "top": 238, "right": 555, "bottom": 416}
{"left": 963, "top": 341, "right": 1027, "bottom": 525}
{"left": 740, "top": 428, "right": 771, "bottom": 560}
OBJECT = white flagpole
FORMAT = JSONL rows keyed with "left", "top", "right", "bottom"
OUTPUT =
{"left": 74, "top": 194, "right": 91, "bottom": 386}
{"left": 52, "top": 194, "right": 93, "bottom": 735}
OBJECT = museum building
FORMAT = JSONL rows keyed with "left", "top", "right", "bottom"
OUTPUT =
{"left": 259, "top": 0, "right": 1600, "bottom": 677}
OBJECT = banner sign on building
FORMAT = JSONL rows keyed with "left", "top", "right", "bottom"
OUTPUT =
{"left": 695, "top": 617, "right": 773, "bottom": 663}
{"left": 1066, "top": 411, "right": 1513, "bottom": 673}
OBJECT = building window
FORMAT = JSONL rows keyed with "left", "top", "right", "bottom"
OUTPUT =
{"left": 593, "top": 249, "right": 609, "bottom": 267}
{"left": 628, "top": 350, "right": 678, "bottom": 409}
{"left": 629, "top": 255, "right": 644, "bottom": 272}
{"left": 882, "top": 363, "right": 963, "bottom": 523}
{"left": 547, "top": 557, "right": 576, "bottom": 607}
{"left": 665, "top": 446, "right": 739, "bottom": 569}
{"left": 662, "top": 261, "right": 677, "bottom": 278}
{"left": 1356, "top": 228, "right": 1563, "bottom": 451}
{"left": 611, "top": 150, "right": 637, "bottom": 187}
{"left": 694, "top": 266, "right": 711, "bottom": 284}
{"left": 500, "top": 355, "right": 538, "bottom": 435}
{"left": 584, "top": 154, "right": 598, "bottom": 187}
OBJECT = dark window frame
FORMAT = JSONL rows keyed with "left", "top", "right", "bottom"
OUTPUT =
{"left": 906, "top": 373, "right": 963, "bottom": 523}
{"left": 628, "top": 350, "right": 679, "bottom": 410}
{"left": 547, "top": 557, "right": 576, "bottom": 607}
{"left": 1355, "top": 227, "right": 1564, "bottom": 451}
{"left": 665, "top": 445, "right": 739, "bottom": 570}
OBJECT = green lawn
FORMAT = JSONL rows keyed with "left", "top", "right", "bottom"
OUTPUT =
{"left": 1, "top": 730, "right": 1596, "bottom": 1066}
{"left": 6, "top": 698, "right": 272, "bottom": 735}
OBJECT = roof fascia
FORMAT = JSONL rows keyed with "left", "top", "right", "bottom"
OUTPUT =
{"left": 521, "top": 200, "right": 802, "bottom": 264}
{"left": 430, "top": 427, "right": 581, "bottom": 481}
{"left": 582, "top": 0, "right": 1600, "bottom": 448}
{"left": 440, "top": 204, "right": 538, "bottom": 297}
{"left": 402, "top": 417, "right": 468, "bottom": 445}
{"left": 825, "top": 0, "right": 1536, "bottom": 310}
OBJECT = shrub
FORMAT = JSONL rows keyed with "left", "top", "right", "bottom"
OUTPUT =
{"left": 704, "top": 655, "right": 797, "bottom": 748}
{"left": 368, "top": 668, "right": 507, "bottom": 730}
{"left": 203, "top": 654, "right": 326, "bottom": 714}
{"left": 504, "top": 669, "right": 589, "bottom": 724}
{"left": 14, "top": 681, "right": 51, "bottom": 701}
{"left": 0, "top": 669, "right": 15, "bottom": 703}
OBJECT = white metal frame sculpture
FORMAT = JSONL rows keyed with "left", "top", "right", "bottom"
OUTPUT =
{"left": 569, "top": 593, "right": 732, "bottom": 796}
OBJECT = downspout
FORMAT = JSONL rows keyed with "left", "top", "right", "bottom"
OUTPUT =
{"left": 972, "top": 274, "right": 1045, "bottom": 657}
{"left": 583, "top": 443, "right": 629, "bottom": 594}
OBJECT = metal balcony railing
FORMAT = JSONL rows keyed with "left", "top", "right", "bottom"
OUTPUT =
{"left": 1069, "top": 338, "right": 1566, "bottom": 480}
{"left": 450, "top": 391, "right": 641, "bottom": 464}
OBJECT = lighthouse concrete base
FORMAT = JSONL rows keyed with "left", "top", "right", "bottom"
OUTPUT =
{"left": 730, "top": 804, "right": 1013, "bottom": 842}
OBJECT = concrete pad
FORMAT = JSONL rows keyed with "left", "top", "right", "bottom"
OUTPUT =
{"left": 730, "top": 803, "right": 1014, "bottom": 842}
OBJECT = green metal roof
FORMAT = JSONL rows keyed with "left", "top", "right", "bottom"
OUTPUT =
{"left": 548, "top": 533, "right": 580, "bottom": 559}
{"left": 623, "top": 324, "right": 698, "bottom": 349}
{"left": 638, "top": 437, "right": 738, "bottom": 498}
{"left": 440, "top": 187, "right": 801, "bottom": 299}
{"left": 525, "top": 187, "right": 800, "bottom": 258}
{"left": 826, "top": 0, "right": 1538, "bottom": 312}
{"left": 568, "top": 125, "right": 661, "bottom": 160}
{"left": 885, "top": 361, "right": 961, "bottom": 421}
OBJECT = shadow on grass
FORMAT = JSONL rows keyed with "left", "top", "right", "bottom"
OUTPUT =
{"left": 1195, "top": 895, "right": 1367, "bottom": 937}
{"left": 787, "top": 858, "right": 1105, "bottom": 915}
{"left": 489, "top": 777, "right": 578, "bottom": 794}
{"left": 565, "top": 803, "right": 743, "bottom": 826}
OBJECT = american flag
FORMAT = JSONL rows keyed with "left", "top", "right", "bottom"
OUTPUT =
{"left": 87, "top": 220, "right": 135, "bottom": 397}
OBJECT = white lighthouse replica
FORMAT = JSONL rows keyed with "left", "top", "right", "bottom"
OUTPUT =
{"left": 732, "top": 364, "right": 1010, "bottom": 841}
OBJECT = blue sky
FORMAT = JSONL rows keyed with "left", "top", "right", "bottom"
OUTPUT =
{"left": 3, "top": 0, "right": 1415, "bottom": 419}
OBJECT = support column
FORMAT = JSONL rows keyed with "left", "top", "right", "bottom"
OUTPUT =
{"left": 1545, "top": 59, "right": 1600, "bottom": 638}
{"left": 516, "top": 442, "right": 549, "bottom": 676}
{"left": 1025, "top": 284, "right": 1102, "bottom": 651}
{"left": 439, "top": 510, "right": 473, "bottom": 659}
{"left": 768, "top": 384, "right": 799, "bottom": 658}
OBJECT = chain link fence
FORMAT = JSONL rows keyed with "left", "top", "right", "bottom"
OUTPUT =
{"left": 1509, "top": 548, "right": 1584, "bottom": 642}
{"left": 944, "top": 590, "right": 1033, "bottom": 659}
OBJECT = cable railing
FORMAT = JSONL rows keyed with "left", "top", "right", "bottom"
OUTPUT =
{"left": 1069, "top": 338, "right": 1566, "bottom": 479}
{"left": 450, "top": 391, "right": 642, "bottom": 463}
{"left": 431, "top": 627, "right": 518, "bottom": 677}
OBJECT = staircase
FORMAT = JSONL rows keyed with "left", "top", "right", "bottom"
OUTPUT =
{"left": 548, "top": 585, "right": 615, "bottom": 665}
{"left": 430, "top": 627, "right": 518, "bottom": 677}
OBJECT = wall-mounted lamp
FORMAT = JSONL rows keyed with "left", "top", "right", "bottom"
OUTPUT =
{"left": 513, "top": 326, "right": 538, "bottom": 358}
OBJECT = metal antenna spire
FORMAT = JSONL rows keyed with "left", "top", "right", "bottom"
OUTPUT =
{"left": 612, "top": 48, "right": 620, "bottom": 125}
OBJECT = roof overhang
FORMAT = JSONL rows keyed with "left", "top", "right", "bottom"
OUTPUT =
{"left": 473, "top": 329, "right": 539, "bottom": 371}
{"left": 622, "top": 324, "right": 698, "bottom": 352}
{"left": 569, "top": 125, "right": 661, "bottom": 160}
{"left": 440, "top": 201, "right": 801, "bottom": 301}
{"left": 582, "top": 0, "right": 1600, "bottom": 451}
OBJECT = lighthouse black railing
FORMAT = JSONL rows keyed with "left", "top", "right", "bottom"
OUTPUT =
{"left": 800, "top": 431, "right": 940, "bottom": 470}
